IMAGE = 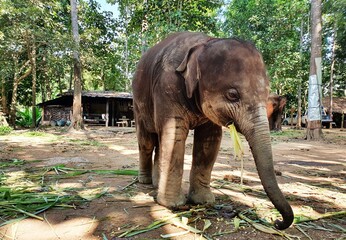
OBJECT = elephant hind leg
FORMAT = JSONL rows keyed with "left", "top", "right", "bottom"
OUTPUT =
{"left": 136, "top": 122, "right": 158, "bottom": 184}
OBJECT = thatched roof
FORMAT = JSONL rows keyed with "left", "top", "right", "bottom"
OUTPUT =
{"left": 61, "top": 91, "right": 133, "bottom": 99}
{"left": 322, "top": 97, "right": 346, "bottom": 113}
{"left": 38, "top": 91, "right": 132, "bottom": 107}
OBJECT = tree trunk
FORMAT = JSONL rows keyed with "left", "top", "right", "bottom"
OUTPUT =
{"left": 42, "top": 54, "right": 51, "bottom": 101}
{"left": 297, "top": 18, "right": 304, "bottom": 129}
{"left": 306, "top": 0, "right": 323, "bottom": 140}
{"left": 9, "top": 55, "right": 32, "bottom": 127}
{"left": 141, "top": 0, "right": 148, "bottom": 54}
{"left": 328, "top": 24, "right": 336, "bottom": 128}
{"left": 69, "top": 63, "right": 73, "bottom": 91}
{"left": 70, "top": 0, "right": 83, "bottom": 130}
{"left": 1, "top": 76, "right": 8, "bottom": 115}
{"left": 101, "top": 67, "right": 105, "bottom": 91}
{"left": 57, "top": 65, "right": 63, "bottom": 95}
{"left": 9, "top": 57, "right": 19, "bottom": 127}
{"left": 27, "top": 33, "right": 37, "bottom": 129}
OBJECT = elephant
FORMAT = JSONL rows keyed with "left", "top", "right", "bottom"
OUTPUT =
{"left": 132, "top": 32, "right": 293, "bottom": 230}
{"left": 267, "top": 93, "right": 287, "bottom": 131}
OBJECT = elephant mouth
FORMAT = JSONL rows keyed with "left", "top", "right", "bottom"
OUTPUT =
{"left": 225, "top": 120, "right": 234, "bottom": 127}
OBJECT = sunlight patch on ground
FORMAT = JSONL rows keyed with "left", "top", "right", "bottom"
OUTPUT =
{"left": 283, "top": 181, "right": 346, "bottom": 209}
{"left": 284, "top": 171, "right": 345, "bottom": 184}
{"left": 108, "top": 145, "right": 138, "bottom": 155}
{"left": 0, "top": 134, "right": 59, "bottom": 145}
{"left": 45, "top": 156, "right": 89, "bottom": 166}
{"left": 1, "top": 217, "right": 99, "bottom": 240}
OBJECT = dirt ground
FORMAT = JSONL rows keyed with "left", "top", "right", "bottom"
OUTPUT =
{"left": 0, "top": 126, "right": 345, "bottom": 240}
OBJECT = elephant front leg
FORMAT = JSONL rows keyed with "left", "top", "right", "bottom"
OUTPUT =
{"left": 188, "top": 122, "right": 222, "bottom": 204}
{"left": 156, "top": 118, "right": 188, "bottom": 208}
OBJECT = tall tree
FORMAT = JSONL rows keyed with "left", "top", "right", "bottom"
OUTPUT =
{"left": 26, "top": 31, "right": 37, "bottom": 128}
{"left": 70, "top": 0, "right": 83, "bottom": 130}
{"left": 306, "top": 0, "right": 323, "bottom": 140}
{"left": 109, "top": 0, "right": 223, "bottom": 90}
{"left": 222, "top": 0, "right": 310, "bottom": 113}
{"left": 323, "top": 0, "right": 346, "bottom": 97}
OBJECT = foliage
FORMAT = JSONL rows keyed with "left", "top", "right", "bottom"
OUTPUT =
{"left": 108, "top": 0, "right": 224, "bottom": 91}
{"left": 0, "top": 0, "right": 345, "bottom": 119}
{"left": 222, "top": 0, "right": 310, "bottom": 111}
{"left": 15, "top": 107, "right": 41, "bottom": 128}
{"left": 322, "top": 0, "right": 346, "bottom": 97}
{"left": 0, "top": 126, "right": 13, "bottom": 135}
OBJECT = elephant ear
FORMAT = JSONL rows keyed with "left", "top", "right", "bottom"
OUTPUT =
{"left": 279, "top": 96, "right": 287, "bottom": 111}
{"left": 176, "top": 45, "right": 203, "bottom": 98}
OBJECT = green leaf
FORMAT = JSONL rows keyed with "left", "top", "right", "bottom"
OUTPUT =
{"left": 233, "top": 217, "right": 240, "bottom": 231}
{"left": 3, "top": 191, "right": 11, "bottom": 200}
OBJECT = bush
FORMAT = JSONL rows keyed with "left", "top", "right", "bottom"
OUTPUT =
{"left": 16, "top": 107, "right": 42, "bottom": 128}
{"left": 0, "top": 126, "right": 13, "bottom": 135}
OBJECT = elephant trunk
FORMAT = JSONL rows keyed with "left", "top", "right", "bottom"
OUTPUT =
{"left": 241, "top": 107, "right": 294, "bottom": 230}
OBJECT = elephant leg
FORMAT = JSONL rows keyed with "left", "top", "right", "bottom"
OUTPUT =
{"left": 188, "top": 121, "right": 222, "bottom": 204}
{"left": 152, "top": 146, "right": 160, "bottom": 187}
{"left": 136, "top": 121, "right": 158, "bottom": 184}
{"left": 156, "top": 117, "right": 188, "bottom": 207}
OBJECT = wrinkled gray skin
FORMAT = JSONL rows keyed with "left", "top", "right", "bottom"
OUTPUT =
{"left": 132, "top": 32, "right": 293, "bottom": 230}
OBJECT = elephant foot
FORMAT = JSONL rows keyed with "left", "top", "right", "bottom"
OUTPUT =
{"left": 188, "top": 188, "right": 215, "bottom": 204}
{"left": 139, "top": 174, "right": 152, "bottom": 184}
{"left": 157, "top": 192, "right": 186, "bottom": 208}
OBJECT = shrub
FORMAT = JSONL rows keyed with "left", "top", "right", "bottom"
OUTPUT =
{"left": 0, "top": 126, "right": 13, "bottom": 135}
{"left": 16, "top": 107, "right": 42, "bottom": 128}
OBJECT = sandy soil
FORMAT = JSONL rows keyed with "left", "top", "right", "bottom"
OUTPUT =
{"left": 0, "top": 126, "right": 345, "bottom": 240}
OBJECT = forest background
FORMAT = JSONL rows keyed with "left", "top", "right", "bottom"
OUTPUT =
{"left": 0, "top": 0, "right": 345, "bottom": 127}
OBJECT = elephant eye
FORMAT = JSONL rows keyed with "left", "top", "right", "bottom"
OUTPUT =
{"left": 225, "top": 89, "right": 240, "bottom": 102}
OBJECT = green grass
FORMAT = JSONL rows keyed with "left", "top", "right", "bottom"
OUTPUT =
{"left": 270, "top": 128, "right": 305, "bottom": 140}
{"left": 0, "top": 126, "right": 13, "bottom": 135}
{"left": 2, "top": 130, "right": 63, "bottom": 142}
{"left": 0, "top": 159, "right": 26, "bottom": 168}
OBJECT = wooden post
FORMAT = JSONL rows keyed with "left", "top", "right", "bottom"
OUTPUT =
{"left": 112, "top": 100, "right": 115, "bottom": 126}
{"left": 342, "top": 111, "right": 344, "bottom": 129}
{"left": 106, "top": 100, "right": 109, "bottom": 127}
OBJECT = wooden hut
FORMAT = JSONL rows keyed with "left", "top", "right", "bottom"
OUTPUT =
{"left": 322, "top": 97, "right": 346, "bottom": 128}
{"left": 38, "top": 91, "right": 133, "bottom": 127}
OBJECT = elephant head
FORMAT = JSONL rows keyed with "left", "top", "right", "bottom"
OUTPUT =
{"left": 267, "top": 93, "right": 287, "bottom": 131}
{"left": 177, "top": 38, "right": 293, "bottom": 230}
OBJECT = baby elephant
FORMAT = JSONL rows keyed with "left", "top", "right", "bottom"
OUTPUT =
{"left": 132, "top": 32, "right": 293, "bottom": 230}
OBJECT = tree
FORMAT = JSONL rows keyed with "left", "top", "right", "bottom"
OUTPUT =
{"left": 222, "top": 0, "right": 310, "bottom": 115}
{"left": 109, "top": 0, "right": 223, "bottom": 90}
{"left": 0, "top": 0, "right": 67, "bottom": 127}
{"left": 70, "top": 0, "right": 83, "bottom": 130}
{"left": 322, "top": 0, "right": 346, "bottom": 97}
{"left": 306, "top": 0, "right": 323, "bottom": 140}
{"left": 26, "top": 31, "right": 37, "bottom": 128}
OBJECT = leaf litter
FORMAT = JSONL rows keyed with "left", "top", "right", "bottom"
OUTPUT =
{"left": 1, "top": 146, "right": 346, "bottom": 239}
{"left": 0, "top": 159, "right": 138, "bottom": 227}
